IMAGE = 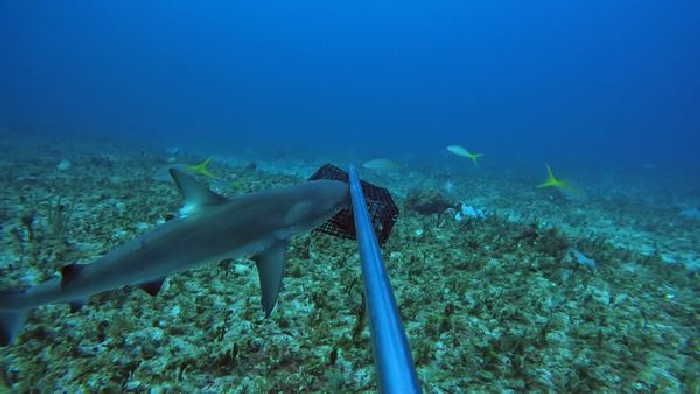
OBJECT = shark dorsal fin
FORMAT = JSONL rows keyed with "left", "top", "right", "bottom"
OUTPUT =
{"left": 169, "top": 169, "right": 227, "bottom": 217}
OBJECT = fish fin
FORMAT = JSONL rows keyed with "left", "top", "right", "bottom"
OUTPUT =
{"left": 169, "top": 169, "right": 226, "bottom": 216}
{"left": 68, "top": 299, "right": 87, "bottom": 313}
{"left": 60, "top": 264, "right": 85, "bottom": 289}
{"left": 186, "top": 158, "right": 216, "bottom": 178}
{"left": 252, "top": 241, "right": 288, "bottom": 317}
{"left": 138, "top": 278, "right": 166, "bottom": 297}
{"left": 0, "top": 309, "right": 28, "bottom": 346}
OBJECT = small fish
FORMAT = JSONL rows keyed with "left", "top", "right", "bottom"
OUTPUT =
{"left": 446, "top": 145, "right": 483, "bottom": 166}
{"left": 444, "top": 180, "right": 454, "bottom": 194}
{"left": 362, "top": 158, "right": 400, "bottom": 171}
{"left": 567, "top": 248, "right": 597, "bottom": 270}
{"left": 537, "top": 164, "right": 568, "bottom": 189}
{"left": 537, "top": 164, "right": 586, "bottom": 200}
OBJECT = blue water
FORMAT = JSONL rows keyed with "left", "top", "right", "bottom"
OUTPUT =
{"left": 2, "top": 1, "right": 698, "bottom": 169}
{"left": 1, "top": 2, "right": 699, "bottom": 391}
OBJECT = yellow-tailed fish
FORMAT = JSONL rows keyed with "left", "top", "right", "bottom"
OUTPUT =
{"left": 362, "top": 158, "right": 400, "bottom": 171}
{"left": 446, "top": 145, "right": 484, "bottom": 166}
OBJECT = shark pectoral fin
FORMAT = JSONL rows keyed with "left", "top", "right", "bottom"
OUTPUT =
{"left": 0, "top": 290, "right": 28, "bottom": 346}
{"left": 0, "top": 310, "right": 27, "bottom": 346}
{"left": 68, "top": 299, "right": 88, "bottom": 313}
{"left": 252, "top": 241, "right": 288, "bottom": 317}
{"left": 60, "top": 263, "right": 85, "bottom": 289}
{"left": 169, "top": 169, "right": 226, "bottom": 216}
{"left": 138, "top": 278, "right": 166, "bottom": 297}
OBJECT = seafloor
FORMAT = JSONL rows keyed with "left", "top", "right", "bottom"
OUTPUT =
{"left": 1, "top": 135, "right": 698, "bottom": 392}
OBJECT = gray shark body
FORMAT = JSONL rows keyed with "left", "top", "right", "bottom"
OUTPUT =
{"left": 0, "top": 169, "right": 348, "bottom": 346}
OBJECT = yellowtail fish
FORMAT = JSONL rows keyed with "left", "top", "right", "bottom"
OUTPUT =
{"left": 446, "top": 145, "right": 484, "bottom": 166}
{"left": 362, "top": 158, "right": 400, "bottom": 171}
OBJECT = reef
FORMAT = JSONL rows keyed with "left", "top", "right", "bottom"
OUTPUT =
{"left": 0, "top": 138, "right": 698, "bottom": 392}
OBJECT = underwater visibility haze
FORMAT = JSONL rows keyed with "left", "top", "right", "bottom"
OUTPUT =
{"left": 1, "top": 1, "right": 699, "bottom": 391}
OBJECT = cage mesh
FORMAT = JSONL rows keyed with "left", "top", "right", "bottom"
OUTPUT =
{"left": 309, "top": 164, "right": 398, "bottom": 244}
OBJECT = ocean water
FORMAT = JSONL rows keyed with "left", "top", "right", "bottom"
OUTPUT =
{"left": 1, "top": 1, "right": 698, "bottom": 392}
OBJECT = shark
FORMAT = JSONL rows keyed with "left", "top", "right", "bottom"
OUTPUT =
{"left": 0, "top": 169, "right": 349, "bottom": 346}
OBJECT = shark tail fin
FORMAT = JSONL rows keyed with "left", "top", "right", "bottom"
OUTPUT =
{"left": 0, "top": 307, "right": 28, "bottom": 346}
